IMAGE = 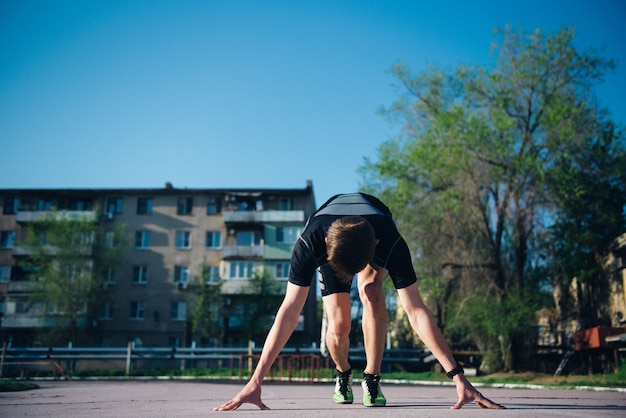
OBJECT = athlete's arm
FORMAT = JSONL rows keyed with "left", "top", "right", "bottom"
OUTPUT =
{"left": 396, "top": 283, "right": 504, "bottom": 410}
{"left": 214, "top": 282, "right": 310, "bottom": 411}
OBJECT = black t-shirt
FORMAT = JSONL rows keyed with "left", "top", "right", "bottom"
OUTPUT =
{"left": 288, "top": 193, "right": 417, "bottom": 292}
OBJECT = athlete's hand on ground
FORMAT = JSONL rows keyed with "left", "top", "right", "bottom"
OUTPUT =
{"left": 213, "top": 381, "right": 270, "bottom": 411}
{"left": 451, "top": 375, "right": 505, "bottom": 410}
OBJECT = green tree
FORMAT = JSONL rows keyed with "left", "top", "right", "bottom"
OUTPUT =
{"left": 545, "top": 120, "right": 626, "bottom": 323}
{"left": 186, "top": 262, "right": 224, "bottom": 345}
{"left": 239, "top": 268, "right": 284, "bottom": 344}
{"left": 20, "top": 211, "right": 126, "bottom": 345}
{"left": 361, "top": 25, "right": 625, "bottom": 372}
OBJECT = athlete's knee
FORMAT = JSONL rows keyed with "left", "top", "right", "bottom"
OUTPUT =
{"left": 357, "top": 265, "right": 386, "bottom": 304}
{"left": 359, "top": 282, "right": 384, "bottom": 306}
{"left": 327, "top": 318, "right": 351, "bottom": 339}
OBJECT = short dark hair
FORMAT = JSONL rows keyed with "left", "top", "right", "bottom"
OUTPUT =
{"left": 326, "top": 216, "right": 376, "bottom": 284}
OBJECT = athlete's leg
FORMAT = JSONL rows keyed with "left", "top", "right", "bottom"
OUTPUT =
{"left": 357, "top": 264, "right": 388, "bottom": 375}
{"left": 322, "top": 291, "right": 352, "bottom": 372}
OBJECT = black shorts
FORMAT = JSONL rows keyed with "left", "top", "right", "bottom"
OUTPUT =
{"left": 316, "top": 260, "right": 417, "bottom": 297}
{"left": 318, "top": 263, "right": 352, "bottom": 297}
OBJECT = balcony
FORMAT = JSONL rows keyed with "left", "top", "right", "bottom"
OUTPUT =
{"left": 222, "top": 245, "right": 264, "bottom": 258}
{"left": 1, "top": 314, "right": 88, "bottom": 329}
{"left": 1, "top": 314, "right": 46, "bottom": 328}
{"left": 222, "top": 280, "right": 253, "bottom": 295}
{"left": 12, "top": 245, "right": 61, "bottom": 257}
{"left": 16, "top": 210, "right": 97, "bottom": 223}
{"left": 223, "top": 210, "right": 304, "bottom": 224}
{"left": 11, "top": 246, "right": 32, "bottom": 256}
{"left": 7, "top": 281, "right": 36, "bottom": 293}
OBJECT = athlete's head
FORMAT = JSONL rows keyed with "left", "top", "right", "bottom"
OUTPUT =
{"left": 326, "top": 216, "right": 376, "bottom": 284}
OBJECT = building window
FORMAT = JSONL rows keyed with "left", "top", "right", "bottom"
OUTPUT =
{"left": 205, "top": 266, "right": 220, "bottom": 283}
{"left": 97, "top": 302, "right": 113, "bottom": 320}
{"left": 177, "top": 197, "right": 193, "bottom": 215}
{"left": 230, "top": 261, "right": 254, "bottom": 279}
{"left": 67, "top": 198, "right": 93, "bottom": 211}
{"left": 0, "top": 231, "right": 16, "bottom": 248}
{"left": 105, "top": 231, "right": 115, "bottom": 249}
{"left": 235, "top": 199, "right": 259, "bottom": 211}
{"left": 106, "top": 197, "right": 123, "bottom": 215}
{"left": 0, "top": 265, "right": 11, "bottom": 282}
{"left": 11, "top": 297, "right": 37, "bottom": 314}
{"left": 37, "top": 199, "right": 52, "bottom": 211}
{"left": 207, "top": 197, "right": 222, "bottom": 214}
{"left": 170, "top": 301, "right": 187, "bottom": 321}
{"left": 174, "top": 266, "right": 189, "bottom": 284}
{"left": 135, "top": 231, "right": 151, "bottom": 249}
{"left": 137, "top": 197, "right": 153, "bottom": 215}
{"left": 132, "top": 265, "right": 148, "bottom": 284}
{"left": 18, "top": 198, "right": 34, "bottom": 211}
{"left": 206, "top": 231, "right": 221, "bottom": 249}
{"left": 275, "top": 263, "right": 290, "bottom": 279}
{"left": 6, "top": 297, "right": 31, "bottom": 314}
{"left": 169, "top": 337, "right": 182, "bottom": 348}
{"left": 175, "top": 231, "right": 191, "bottom": 249}
{"left": 76, "top": 231, "right": 95, "bottom": 247}
{"left": 236, "top": 231, "right": 261, "bottom": 246}
{"left": 130, "top": 301, "right": 145, "bottom": 320}
{"left": 276, "top": 226, "right": 300, "bottom": 244}
{"left": 2, "top": 197, "right": 18, "bottom": 214}
{"left": 106, "top": 268, "right": 117, "bottom": 284}
{"left": 279, "top": 198, "right": 294, "bottom": 210}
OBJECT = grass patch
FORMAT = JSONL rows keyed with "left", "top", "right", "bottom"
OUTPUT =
{"left": 471, "top": 371, "right": 626, "bottom": 388}
{"left": 3, "top": 361, "right": 624, "bottom": 389}
{"left": 0, "top": 380, "right": 39, "bottom": 392}
{"left": 381, "top": 369, "right": 626, "bottom": 388}
{"left": 384, "top": 370, "right": 447, "bottom": 381}
{"left": 68, "top": 367, "right": 234, "bottom": 378}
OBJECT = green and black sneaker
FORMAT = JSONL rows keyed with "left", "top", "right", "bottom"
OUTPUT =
{"left": 362, "top": 373, "right": 386, "bottom": 407}
{"left": 333, "top": 369, "right": 354, "bottom": 404}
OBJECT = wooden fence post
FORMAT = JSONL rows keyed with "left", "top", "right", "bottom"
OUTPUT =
{"left": 125, "top": 342, "right": 132, "bottom": 376}
{"left": 0, "top": 341, "right": 6, "bottom": 378}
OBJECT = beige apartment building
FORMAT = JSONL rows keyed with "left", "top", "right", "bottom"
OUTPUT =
{"left": 0, "top": 181, "right": 317, "bottom": 348}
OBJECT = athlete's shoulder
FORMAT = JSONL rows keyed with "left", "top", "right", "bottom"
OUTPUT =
{"left": 358, "top": 193, "right": 392, "bottom": 217}
{"left": 357, "top": 192, "right": 383, "bottom": 203}
{"left": 318, "top": 193, "right": 343, "bottom": 208}
{"left": 300, "top": 214, "right": 331, "bottom": 240}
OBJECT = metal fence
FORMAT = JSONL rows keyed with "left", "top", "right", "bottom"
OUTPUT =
{"left": 0, "top": 343, "right": 431, "bottom": 381}
{"left": 0, "top": 343, "right": 335, "bottom": 381}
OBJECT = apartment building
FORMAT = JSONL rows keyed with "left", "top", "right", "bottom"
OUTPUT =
{"left": 0, "top": 181, "right": 317, "bottom": 348}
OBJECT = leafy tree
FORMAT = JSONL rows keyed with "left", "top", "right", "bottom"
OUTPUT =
{"left": 239, "top": 268, "right": 284, "bottom": 344}
{"left": 545, "top": 120, "right": 626, "bottom": 324}
{"left": 186, "top": 261, "right": 224, "bottom": 345}
{"left": 20, "top": 211, "right": 127, "bottom": 345}
{"left": 361, "top": 25, "right": 625, "bottom": 372}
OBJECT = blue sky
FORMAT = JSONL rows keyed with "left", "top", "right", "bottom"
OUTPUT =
{"left": 1, "top": 0, "right": 625, "bottom": 205}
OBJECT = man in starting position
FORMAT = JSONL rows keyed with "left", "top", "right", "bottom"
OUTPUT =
{"left": 214, "top": 193, "right": 504, "bottom": 410}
